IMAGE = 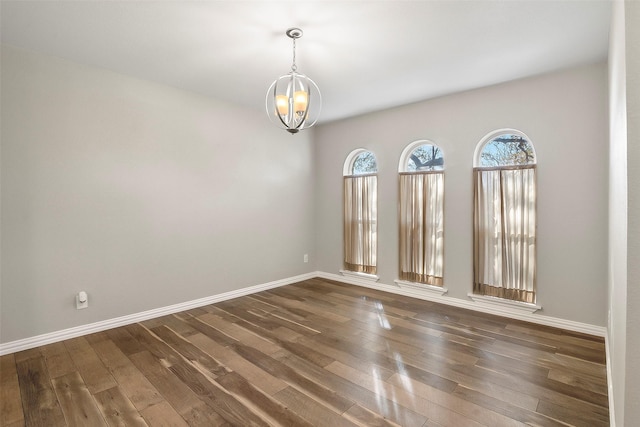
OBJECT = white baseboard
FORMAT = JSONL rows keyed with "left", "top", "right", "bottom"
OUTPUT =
{"left": 0, "top": 272, "right": 317, "bottom": 356}
{"left": 605, "top": 332, "right": 616, "bottom": 426}
{"left": 0, "top": 270, "right": 607, "bottom": 356}
{"left": 317, "top": 271, "right": 607, "bottom": 337}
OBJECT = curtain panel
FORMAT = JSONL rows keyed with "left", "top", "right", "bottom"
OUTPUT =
{"left": 343, "top": 175, "right": 377, "bottom": 274}
{"left": 398, "top": 172, "right": 444, "bottom": 286}
{"left": 473, "top": 166, "right": 537, "bottom": 303}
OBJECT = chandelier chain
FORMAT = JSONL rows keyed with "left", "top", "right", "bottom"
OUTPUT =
{"left": 291, "top": 37, "right": 297, "bottom": 72}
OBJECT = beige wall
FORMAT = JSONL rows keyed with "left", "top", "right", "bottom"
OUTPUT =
{"left": 314, "top": 62, "right": 609, "bottom": 326}
{"left": 0, "top": 43, "right": 613, "bottom": 352}
{"left": 1, "top": 45, "right": 316, "bottom": 343}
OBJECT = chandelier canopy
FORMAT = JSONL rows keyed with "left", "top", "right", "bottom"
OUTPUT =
{"left": 266, "top": 28, "right": 321, "bottom": 134}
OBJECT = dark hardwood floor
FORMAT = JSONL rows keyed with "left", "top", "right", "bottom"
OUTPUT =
{"left": 0, "top": 278, "right": 609, "bottom": 426}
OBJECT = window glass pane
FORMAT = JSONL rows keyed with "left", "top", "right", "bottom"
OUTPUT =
{"left": 479, "top": 134, "right": 535, "bottom": 167}
{"left": 406, "top": 144, "right": 444, "bottom": 171}
{"left": 352, "top": 151, "right": 377, "bottom": 175}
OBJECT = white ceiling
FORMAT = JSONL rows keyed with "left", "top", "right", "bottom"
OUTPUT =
{"left": 1, "top": 1, "right": 611, "bottom": 123}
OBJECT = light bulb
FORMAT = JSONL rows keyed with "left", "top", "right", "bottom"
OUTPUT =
{"left": 276, "top": 95, "right": 289, "bottom": 116}
{"left": 293, "top": 91, "right": 308, "bottom": 115}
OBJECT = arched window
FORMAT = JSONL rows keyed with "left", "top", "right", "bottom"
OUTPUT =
{"left": 343, "top": 149, "right": 377, "bottom": 275}
{"left": 343, "top": 149, "right": 378, "bottom": 175}
{"left": 404, "top": 143, "right": 444, "bottom": 172}
{"left": 473, "top": 129, "right": 537, "bottom": 303}
{"left": 474, "top": 131, "right": 536, "bottom": 167}
{"left": 398, "top": 141, "right": 445, "bottom": 286}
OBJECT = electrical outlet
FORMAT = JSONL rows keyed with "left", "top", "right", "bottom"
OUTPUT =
{"left": 304, "top": 254, "right": 309, "bottom": 263}
{"left": 76, "top": 291, "right": 88, "bottom": 310}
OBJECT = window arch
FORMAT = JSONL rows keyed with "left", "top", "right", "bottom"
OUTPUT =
{"left": 473, "top": 129, "right": 537, "bottom": 167}
{"left": 344, "top": 148, "right": 378, "bottom": 175}
{"left": 399, "top": 140, "right": 444, "bottom": 172}
{"left": 343, "top": 149, "right": 377, "bottom": 275}
{"left": 473, "top": 129, "right": 537, "bottom": 303}
{"left": 398, "top": 141, "right": 445, "bottom": 286}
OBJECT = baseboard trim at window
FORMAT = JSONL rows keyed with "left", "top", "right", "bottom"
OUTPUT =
{"left": 319, "top": 272, "right": 606, "bottom": 337}
{"left": 467, "top": 293, "right": 541, "bottom": 314}
{"left": 339, "top": 270, "right": 380, "bottom": 283}
{"left": 394, "top": 280, "right": 448, "bottom": 296}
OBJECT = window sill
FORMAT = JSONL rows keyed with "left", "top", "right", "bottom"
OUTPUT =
{"left": 394, "top": 280, "right": 448, "bottom": 296}
{"left": 339, "top": 270, "right": 379, "bottom": 283}
{"left": 467, "top": 293, "right": 541, "bottom": 314}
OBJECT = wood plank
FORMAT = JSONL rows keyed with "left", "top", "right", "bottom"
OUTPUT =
{"left": 173, "top": 312, "right": 239, "bottom": 347}
{"left": 165, "top": 358, "right": 269, "bottom": 426}
{"left": 51, "top": 371, "right": 108, "bottom": 426}
{"left": 140, "top": 401, "right": 189, "bottom": 427}
{"left": 452, "top": 384, "right": 573, "bottom": 426}
{"left": 394, "top": 368, "right": 535, "bottom": 415}
{"left": 547, "top": 368, "right": 608, "bottom": 395}
{"left": 188, "top": 332, "right": 288, "bottom": 396}
{"left": 273, "top": 386, "right": 360, "bottom": 427}
{"left": 445, "top": 354, "right": 609, "bottom": 410}
{"left": 40, "top": 342, "right": 76, "bottom": 379}
{"left": 128, "top": 350, "right": 228, "bottom": 426}
{"left": 149, "top": 325, "right": 230, "bottom": 377}
{"left": 272, "top": 351, "right": 428, "bottom": 427}
{"left": 505, "top": 323, "right": 605, "bottom": 349}
{"left": 0, "top": 354, "right": 25, "bottom": 426}
{"left": 388, "top": 350, "right": 541, "bottom": 412}
{"left": 90, "top": 337, "right": 163, "bottom": 411}
{"left": 340, "top": 354, "right": 527, "bottom": 427}
{"left": 536, "top": 398, "right": 609, "bottom": 427}
{"left": 295, "top": 333, "right": 396, "bottom": 381}
{"left": 218, "top": 301, "right": 322, "bottom": 337}
{"left": 324, "top": 359, "right": 485, "bottom": 427}
{"left": 422, "top": 420, "right": 447, "bottom": 427}
{"left": 64, "top": 336, "right": 117, "bottom": 394}
{"left": 13, "top": 347, "right": 42, "bottom": 364}
{"left": 217, "top": 311, "right": 336, "bottom": 368}
{"left": 84, "top": 331, "right": 111, "bottom": 345}
{"left": 300, "top": 331, "right": 459, "bottom": 394}
{"left": 342, "top": 403, "right": 402, "bottom": 427}
{"left": 482, "top": 361, "right": 607, "bottom": 408}
{"left": 142, "top": 315, "right": 199, "bottom": 338}
{"left": 254, "top": 291, "right": 352, "bottom": 323}
{"left": 215, "top": 371, "right": 314, "bottom": 427}
{"left": 126, "top": 326, "right": 254, "bottom": 426}
{"left": 106, "top": 327, "right": 147, "bottom": 356}
{"left": 15, "top": 355, "right": 66, "bottom": 426}
{"left": 488, "top": 338, "right": 607, "bottom": 378}
{"left": 196, "top": 313, "right": 282, "bottom": 355}
{"left": 175, "top": 402, "right": 230, "bottom": 427}
{"left": 231, "top": 342, "right": 356, "bottom": 415}
{"left": 93, "top": 386, "right": 149, "bottom": 427}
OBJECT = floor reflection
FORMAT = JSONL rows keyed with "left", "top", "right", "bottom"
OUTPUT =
{"left": 362, "top": 296, "right": 392, "bottom": 330}
{"left": 358, "top": 295, "right": 419, "bottom": 414}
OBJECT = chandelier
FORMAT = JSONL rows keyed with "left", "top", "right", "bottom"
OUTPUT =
{"left": 266, "top": 28, "right": 321, "bottom": 134}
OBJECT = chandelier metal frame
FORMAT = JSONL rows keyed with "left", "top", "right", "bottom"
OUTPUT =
{"left": 266, "top": 28, "right": 321, "bottom": 134}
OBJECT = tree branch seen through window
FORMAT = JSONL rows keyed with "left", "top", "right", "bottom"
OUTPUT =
{"left": 479, "top": 135, "right": 535, "bottom": 167}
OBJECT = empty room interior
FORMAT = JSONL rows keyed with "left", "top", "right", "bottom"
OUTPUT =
{"left": 1, "top": 1, "right": 639, "bottom": 426}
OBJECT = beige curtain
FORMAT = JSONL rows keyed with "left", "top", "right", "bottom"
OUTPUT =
{"left": 399, "top": 172, "right": 444, "bottom": 286}
{"left": 344, "top": 175, "right": 377, "bottom": 274}
{"left": 473, "top": 166, "right": 536, "bottom": 303}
